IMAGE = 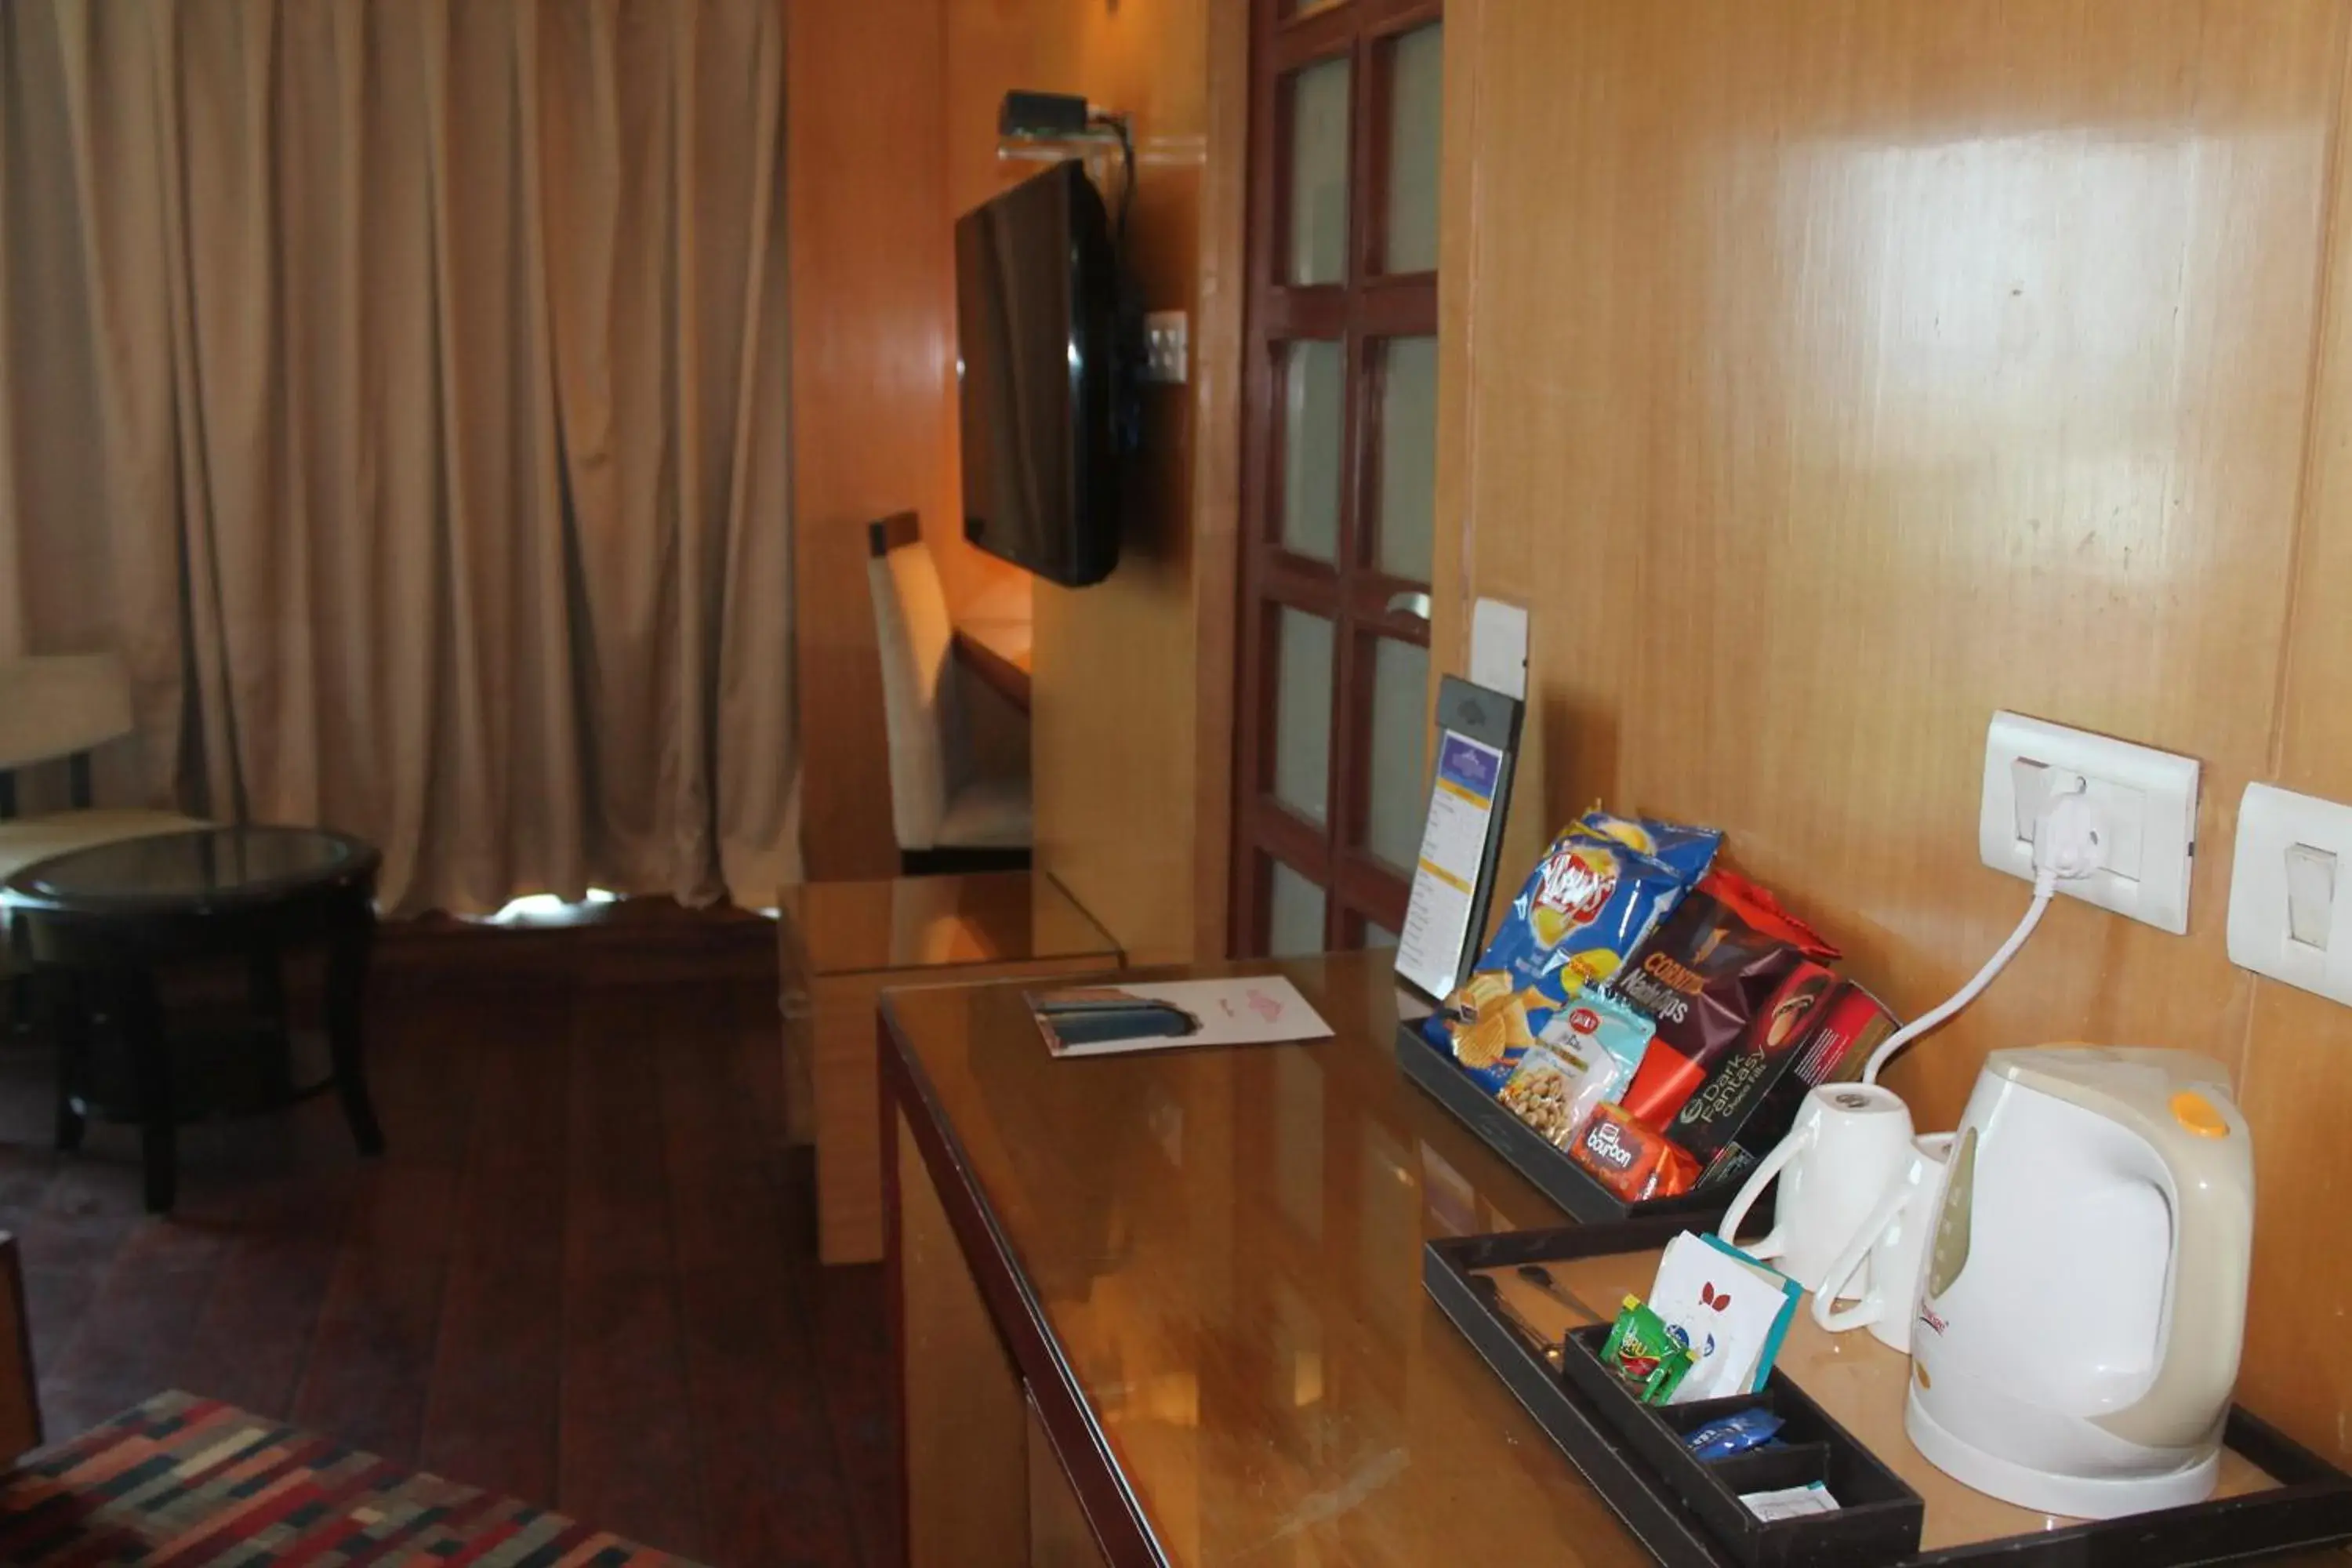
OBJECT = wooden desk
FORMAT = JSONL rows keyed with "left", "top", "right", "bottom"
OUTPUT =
{"left": 953, "top": 617, "right": 1033, "bottom": 713}
{"left": 882, "top": 951, "right": 1653, "bottom": 1567}
{"left": 779, "top": 872, "right": 1120, "bottom": 1264}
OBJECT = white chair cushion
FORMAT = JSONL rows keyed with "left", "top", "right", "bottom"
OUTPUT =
{"left": 0, "top": 809, "right": 212, "bottom": 888}
{"left": 867, "top": 539, "right": 962, "bottom": 851}
{"left": 935, "top": 775, "right": 1033, "bottom": 851}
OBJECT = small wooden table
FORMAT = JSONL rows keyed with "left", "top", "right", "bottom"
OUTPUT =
{"left": 3, "top": 826, "right": 386, "bottom": 1214}
{"left": 777, "top": 871, "right": 1119, "bottom": 1264}
{"left": 880, "top": 950, "right": 1654, "bottom": 1567}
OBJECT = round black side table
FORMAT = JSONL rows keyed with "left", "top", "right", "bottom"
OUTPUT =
{"left": 1, "top": 826, "right": 387, "bottom": 1213}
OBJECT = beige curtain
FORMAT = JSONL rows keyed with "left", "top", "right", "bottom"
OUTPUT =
{"left": 0, "top": 0, "right": 797, "bottom": 914}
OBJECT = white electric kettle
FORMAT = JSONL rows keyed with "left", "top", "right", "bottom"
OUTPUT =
{"left": 1906, "top": 1047, "right": 2253, "bottom": 1520}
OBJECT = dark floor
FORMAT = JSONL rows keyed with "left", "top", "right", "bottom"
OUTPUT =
{"left": 0, "top": 941, "right": 895, "bottom": 1567}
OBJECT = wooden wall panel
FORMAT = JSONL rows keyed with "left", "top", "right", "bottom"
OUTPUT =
{"left": 788, "top": 0, "right": 1027, "bottom": 881}
{"left": 1430, "top": 0, "right": 1491, "bottom": 864}
{"left": 787, "top": 0, "right": 945, "bottom": 880}
{"left": 1186, "top": 0, "right": 1251, "bottom": 964}
{"left": 943, "top": 0, "right": 1242, "bottom": 964}
{"left": 2239, "top": 29, "right": 2352, "bottom": 1459}
{"left": 1434, "top": 0, "right": 2352, "bottom": 1457}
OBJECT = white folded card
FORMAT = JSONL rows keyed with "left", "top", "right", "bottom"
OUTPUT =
{"left": 1027, "top": 977, "right": 1334, "bottom": 1057}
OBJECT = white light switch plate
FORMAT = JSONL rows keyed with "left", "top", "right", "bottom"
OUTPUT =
{"left": 1977, "top": 712, "right": 2199, "bottom": 934}
{"left": 1141, "top": 311, "right": 1189, "bottom": 385}
{"left": 2228, "top": 782, "right": 2352, "bottom": 1005}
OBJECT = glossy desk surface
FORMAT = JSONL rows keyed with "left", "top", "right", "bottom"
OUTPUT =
{"left": 952, "top": 618, "right": 1033, "bottom": 713}
{"left": 884, "top": 951, "right": 1653, "bottom": 1566}
{"left": 775, "top": 871, "right": 1116, "bottom": 981}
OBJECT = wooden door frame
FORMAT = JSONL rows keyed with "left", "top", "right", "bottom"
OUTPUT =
{"left": 1228, "top": 0, "right": 1443, "bottom": 957}
{"left": 1190, "top": 0, "right": 1254, "bottom": 965}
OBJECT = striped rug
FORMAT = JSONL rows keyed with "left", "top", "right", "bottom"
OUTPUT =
{"left": 0, "top": 1391, "right": 704, "bottom": 1565}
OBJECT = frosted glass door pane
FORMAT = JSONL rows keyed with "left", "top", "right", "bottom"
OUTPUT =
{"left": 1269, "top": 860, "right": 1329, "bottom": 956}
{"left": 1273, "top": 608, "right": 1334, "bottom": 825}
{"left": 1374, "top": 336, "right": 1438, "bottom": 580}
{"left": 1363, "top": 637, "right": 1430, "bottom": 873}
{"left": 1384, "top": 24, "right": 1443, "bottom": 274}
{"left": 1280, "top": 340, "right": 1344, "bottom": 562}
{"left": 1288, "top": 59, "right": 1352, "bottom": 285}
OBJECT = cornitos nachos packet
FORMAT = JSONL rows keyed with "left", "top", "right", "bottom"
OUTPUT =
{"left": 1424, "top": 812, "right": 1721, "bottom": 1094}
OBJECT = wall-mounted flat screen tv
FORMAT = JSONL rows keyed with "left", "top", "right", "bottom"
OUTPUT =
{"left": 954, "top": 160, "right": 1122, "bottom": 587}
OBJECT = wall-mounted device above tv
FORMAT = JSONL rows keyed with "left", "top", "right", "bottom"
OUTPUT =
{"left": 955, "top": 160, "right": 1127, "bottom": 588}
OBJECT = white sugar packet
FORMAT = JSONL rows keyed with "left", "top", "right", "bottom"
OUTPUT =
{"left": 1742, "top": 1482, "right": 1841, "bottom": 1521}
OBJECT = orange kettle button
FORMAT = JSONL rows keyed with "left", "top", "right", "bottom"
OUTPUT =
{"left": 2170, "top": 1091, "right": 2230, "bottom": 1139}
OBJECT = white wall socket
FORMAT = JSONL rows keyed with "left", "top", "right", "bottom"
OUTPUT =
{"left": 1142, "top": 310, "right": 1189, "bottom": 385}
{"left": 2228, "top": 782, "right": 2352, "bottom": 1007}
{"left": 1977, "top": 712, "right": 2199, "bottom": 934}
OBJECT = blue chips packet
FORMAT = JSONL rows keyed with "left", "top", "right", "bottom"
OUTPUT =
{"left": 1574, "top": 808, "right": 1725, "bottom": 887}
{"left": 1424, "top": 817, "right": 1721, "bottom": 1094}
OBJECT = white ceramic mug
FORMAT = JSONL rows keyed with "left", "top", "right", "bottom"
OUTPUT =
{"left": 1810, "top": 1132, "right": 1955, "bottom": 1353}
{"left": 1715, "top": 1083, "right": 1915, "bottom": 1294}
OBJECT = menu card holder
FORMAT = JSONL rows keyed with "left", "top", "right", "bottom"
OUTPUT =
{"left": 1392, "top": 675, "right": 1522, "bottom": 1007}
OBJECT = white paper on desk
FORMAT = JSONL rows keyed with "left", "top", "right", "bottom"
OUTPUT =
{"left": 1395, "top": 729, "right": 1505, "bottom": 1001}
{"left": 1028, "top": 977, "right": 1332, "bottom": 1057}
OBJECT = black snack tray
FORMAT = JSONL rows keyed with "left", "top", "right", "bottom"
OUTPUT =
{"left": 1425, "top": 1223, "right": 2352, "bottom": 1568}
{"left": 1396, "top": 1021, "right": 1753, "bottom": 1228}
{"left": 1556, "top": 1326, "right": 1921, "bottom": 1568}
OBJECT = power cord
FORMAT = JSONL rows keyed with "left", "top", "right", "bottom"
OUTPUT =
{"left": 1860, "top": 775, "right": 2106, "bottom": 1087}
{"left": 1088, "top": 111, "right": 1134, "bottom": 255}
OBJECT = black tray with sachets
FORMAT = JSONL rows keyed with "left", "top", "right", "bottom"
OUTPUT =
{"left": 1424, "top": 1222, "right": 2352, "bottom": 1567}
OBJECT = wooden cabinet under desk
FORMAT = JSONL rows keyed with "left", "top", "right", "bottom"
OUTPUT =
{"left": 880, "top": 950, "right": 1657, "bottom": 1567}
{"left": 776, "top": 873, "right": 1120, "bottom": 1265}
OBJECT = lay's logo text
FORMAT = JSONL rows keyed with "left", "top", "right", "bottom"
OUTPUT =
{"left": 1534, "top": 845, "right": 1617, "bottom": 928}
